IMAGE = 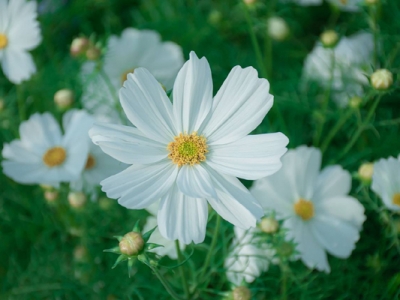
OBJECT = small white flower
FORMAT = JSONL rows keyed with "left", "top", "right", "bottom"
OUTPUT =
{"left": 81, "top": 28, "right": 184, "bottom": 123}
{"left": 225, "top": 227, "right": 275, "bottom": 285}
{"left": 371, "top": 156, "right": 400, "bottom": 211}
{"left": 251, "top": 146, "right": 366, "bottom": 273}
{"left": 303, "top": 32, "right": 373, "bottom": 107}
{"left": 0, "top": 0, "right": 41, "bottom": 84}
{"left": 90, "top": 51, "right": 289, "bottom": 244}
{"left": 2, "top": 110, "right": 92, "bottom": 185}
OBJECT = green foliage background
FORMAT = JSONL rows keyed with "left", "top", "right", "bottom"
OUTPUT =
{"left": 0, "top": 0, "right": 399, "bottom": 299}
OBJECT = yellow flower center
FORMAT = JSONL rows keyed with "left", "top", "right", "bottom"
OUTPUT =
{"left": 294, "top": 198, "right": 314, "bottom": 221}
{"left": 85, "top": 154, "right": 96, "bottom": 170}
{"left": 0, "top": 33, "right": 8, "bottom": 49}
{"left": 121, "top": 68, "right": 135, "bottom": 85}
{"left": 43, "top": 147, "right": 67, "bottom": 167}
{"left": 393, "top": 193, "right": 400, "bottom": 207}
{"left": 340, "top": 0, "right": 348, "bottom": 4}
{"left": 167, "top": 133, "right": 208, "bottom": 166}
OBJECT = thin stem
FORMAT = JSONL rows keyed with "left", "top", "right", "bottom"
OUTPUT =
{"left": 17, "top": 85, "right": 26, "bottom": 121}
{"left": 320, "top": 109, "right": 353, "bottom": 153}
{"left": 151, "top": 266, "right": 185, "bottom": 300}
{"left": 175, "top": 240, "right": 190, "bottom": 299}
{"left": 336, "top": 95, "right": 382, "bottom": 161}
{"left": 369, "top": 5, "right": 379, "bottom": 68}
{"left": 280, "top": 262, "right": 288, "bottom": 300}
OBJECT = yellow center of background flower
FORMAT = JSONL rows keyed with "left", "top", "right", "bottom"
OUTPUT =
{"left": 0, "top": 33, "right": 8, "bottom": 49}
{"left": 121, "top": 68, "right": 135, "bottom": 84}
{"left": 43, "top": 146, "right": 67, "bottom": 167}
{"left": 294, "top": 198, "right": 314, "bottom": 221}
{"left": 85, "top": 154, "right": 96, "bottom": 170}
{"left": 392, "top": 193, "right": 400, "bottom": 207}
{"left": 167, "top": 133, "right": 208, "bottom": 166}
{"left": 340, "top": 0, "right": 348, "bottom": 4}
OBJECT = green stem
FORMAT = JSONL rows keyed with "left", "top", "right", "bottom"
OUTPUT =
{"left": 369, "top": 5, "right": 379, "bottom": 68}
{"left": 175, "top": 240, "right": 190, "bottom": 299}
{"left": 280, "top": 263, "right": 288, "bottom": 300}
{"left": 320, "top": 109, "right": 353, "bottom": 153}
{"left": 336, "top": 95, "right": 382, "bottom": 161}
{"left": 17, "top": 85, "right": 26, "bottom": 122}
{"left": 151, "top": 266, "right": 185, "bottom": 300}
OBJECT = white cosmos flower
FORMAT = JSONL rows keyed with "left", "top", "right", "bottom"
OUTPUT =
{"left": 81, "top": 28, "right": 184, "bottom": 123}
{"left": 89, "top": 51, "right": 289, "bottom": 244}
{"left": 2, "top": 110, "right": 92, "bottom": 185}
{"left": 0, "top": 0, "right": 41, "bottom": 84}
{"left": 251, "top": 146, "right": 366, "bottom": 273}
{"left": 303, "top": 32, "right": 373, "bottom": 106}
{"left": 371, "top": 156, "right": 400, "bottom": 211}
{"left": 225, "top": 226, "right": 275, "bottom": 286}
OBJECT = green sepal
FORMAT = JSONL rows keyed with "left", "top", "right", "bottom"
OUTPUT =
{"left": 114, "top": 235, "right": 123, "bottom": 242}
{"left": 137, "top": 254, "right": 151, "bottom": 267}
{"left": 142, "top": 226, "right": 157, "bottom": 243}
{"left": 132, "top": 220, "right": 141, "bottom": 233}
{"left": 112, "top": 254, "right": 128, "bottom": 269}
{"left": 145, "top": 243, "right": 164, "bottom": 251}
{"left": 127, "top": 257, "right": 136, "bottom": 278}
{"left": 103, "top": 246, "right": 120, "bottom": 254}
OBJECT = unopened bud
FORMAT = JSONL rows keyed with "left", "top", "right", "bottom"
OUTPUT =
{"left": 54, "top": 89, "right": 74, "bottom": 109}
{"left": 99, "top": 197, "right": 113, "bottom": 210}
{"left": 365, "top": 0, "right": 378, "bottom": 5}
{"left": 348, "top": 96, "right": 362, "bottom": 109}
{"left": 371, "top": 69, "right": 393, "bottom": 90}
{"left": 86, "top": 46, "right": 101, "bottom": 60}
{"left": 119, "top": 232, "right": 144, "bottom": 256}
{"left": 277, "top": 241, "right": 295, "bottom": 258}
{"left": 232, "top": 286, "right": 251, "bottom": 300}
{"left": 259, "top": 217, "right": 279, "bottom": 233}
{"left": 68, "top": 192, "right": 87, "bottom": 209}
{"left": 44, "top": 190, "right": 58, "bottom": 202}
{"left": 358, "top": 163, "right": 374, "bottom": 182}
{"left": 70, "top": 37, "right": 89, "bottom": 57}
{"left": 267, "top": 17, "right": 289, "bottom": 41}
{"left": 74, "top": 245, "right": 88, "bottom": 262}
{"left": 320, "top": 30, "right": 339, "bottom": 48}
{"left": 243, "top": 0, "right": 257, "bottom": 5}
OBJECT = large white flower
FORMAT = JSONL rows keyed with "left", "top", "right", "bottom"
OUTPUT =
{"left": 302, "top": 32, "right": 373, "bottom": 106}
{"left": 251, "top": 146, "right": 366, "bottom": 272}
{"left": 2, "top": 110, "right": 92, "bottom": 185}
{"left": 371, "top": 156, "right": 400, "bottom": 212}
{"left": 0, "top": 0, "right": 41, "bottom": 84}
{"left": 225, "top": 227, "right": 275, "bottom": 286}
{"left": 81, "top": 28, "right": 184, "bottom": 123}
{"left": 90, "top": 51, "right": 289, "bottom": 244}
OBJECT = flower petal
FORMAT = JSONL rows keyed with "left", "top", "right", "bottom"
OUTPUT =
{"left": 202, "top": 66, "right": 273, "bottom": 145}
{"left": 101, "top": 160, "right": 178, "bottom": 209}
{"left": 173, "top": 51, "right": 213, "bottom": 133}
{"left": 207, "top": 133, "right": 288, "bottom": 180}
{"left": 119, "top": 68, "right": 177, "bottom": 144}
{"left": 1, "top": 48, "right": 36, "bottom": 84}
{"left": 313, "top": 165, "right": 351, "bottom": 202}
{"left": 158, "top": 184, "right": 208, "bottom": 244}
{"left": 90, "top": 122, "right": 168, "bottom": 164}
{"left": 176, "top": 164, "right": 217, "bottom": 198}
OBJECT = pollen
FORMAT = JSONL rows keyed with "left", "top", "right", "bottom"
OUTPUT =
{"left": 85, "top": 154, "right": 96, "bottom": 170}
{"left": 121, "top": 68, "right": 135, "bottom": 84}
{"left": 0, "top": 33, "right": 8, "bottom": 49}
{"left": 294, "top": 198, "right": 314, "bottom": 221}
{"left": 393, "top": 193, "right": 400, "bottom": 207}
{"left": 43, "top": 146, "right": 67, "bottom": 167}
{"left": 167, "top": 132, "right": 208, "bottom": 166}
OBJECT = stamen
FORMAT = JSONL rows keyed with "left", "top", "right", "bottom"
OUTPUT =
{"left": 121, "top": 68, "right": 135, "bottom": 84}
{"left": 167, "top": 132, "right": 208, "bottom": 166}
{"left": 393, "top": 193, "right": 400, "bottom": 207}
{"left": 43, "top": 147, "right": 67, "bottom": 167}
{"left": 0, "top": 33, "right": 8, "bottom": 49}
{"left": 294, "top": 198, "right": 314, "bottom": 221}
{"left": 85, "top": 154, "right": 96, "bottom": 170}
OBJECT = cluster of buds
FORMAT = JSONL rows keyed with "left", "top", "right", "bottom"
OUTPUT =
{"left": 70, "top": 36, "right": 101, "bottom": 60}
{"left": 104, "top": 221, "right": 161, "bottom": 276}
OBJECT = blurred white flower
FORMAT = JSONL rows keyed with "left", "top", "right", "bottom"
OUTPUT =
{"left": 371, "top": 156, "right": 400, "bottom": 211}
{"left": 2, "top": 110, "right": 92, "bottom": 185}
{"left": 251, "top": 146, "right": 366, "bottom": 273}
{"left": 225, "top": 227, "right": 275, "bottom": 285}
{"left": 285, "top": 0, "right": 362, "bottom": 11}
{"left": 303, "top": 32, "right": 373, "bottom": 106}
{"left": 81, "top": 28, "right": 184, "bottom": 123}
{"left": 0, "top": 0, "right": 41, "bottom": 84}
{"left": 90, "top": 51, "right": 289, "bottom": 244}
{"left": 267, "top": 17, "right": 289, "bottom": 41}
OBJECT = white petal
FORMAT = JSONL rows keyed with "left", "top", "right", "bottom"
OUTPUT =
{"left": 90, "top": 122, "right": 168, "bottom": 164}
{"left": 311, "top": 214, "right": 361, "bottom": 258}
{"left": 176, "top": 164, "right": 217, "bottom": 198}
{"left": 202, "top": 66, "right": 273, "bottom": 145}
{"left": 313, "top": 165, "right": 351, "bottom": 202}
{"left": 2, "top": 48, "right": 36, "bottom": 84}
{"left": 101, "top": 160, "right": 178, "bottom": 209}
{"left": 207, "top": 133, "right": 288, "bottom": 180}
{"left": 2, "top": 140, "right": 41, "bottom": 163}
{"left": 205, "top": 166, "right": 264, "bottom": 228}
{"left": 1, "top": 161, "right": 47, "bottom": 184}
{"left": 158, "top": 184, "right": 208, "bottom": 244}
{"left": 119, "top": 68, "right": 177, "bottom": 144}
{"left": 173, "top": 51, "right": 213, "bottom": 133}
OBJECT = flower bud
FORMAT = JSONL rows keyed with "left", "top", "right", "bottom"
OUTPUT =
{"left": 365, "top": 0, "right": 378, "bottom": 5}
{"left": 243, "top": 0, "right": 257, "bottom": 5}
{"left": 54, "top": 89, "right": 74, "bottom": 109}
{"left": 232, "top": 286, "right": 251, "bottom": 300}
{"left": 267, "top": 17, "right": 289, "bottom": 41}
{"left": 68, "top": 192, "right": 87, "bottom": 209}
{"left": 358, "top": 163, "right": 374, "bottom": 182}
{"left": 348, "top": 96, "right": 362, "bottom": 109}
{"left": 99, "top": 197, "right": 113, "bottom": 210}
{"left": 119, "top": 232, "right": 144, "bottom": 256}
{"left": 277, "top": 241, "right": 295, "bottom": 258}
{"left": 259, "top": 217, "right": 279, "bottom": 233}
{"left": 320, "top": 30, "right": 339, "bottom": 48}
{"left": 44, "top": 190, "right": 58, "bottom": 202}
{"left": 74, "top": 245, "right": 88, "bottom": 262}
{"left": 70, "top": 37, "right": 89, "bottom": 57}
{"left": 86, "top": 45, "right": 101, "bottom": 60}
{"left": 370, "top": 69, "right": 393, "bottom": 90}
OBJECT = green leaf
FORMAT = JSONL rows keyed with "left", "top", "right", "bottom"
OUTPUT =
{"left": 142, "top": 226, "right": 157, "bottom": 243}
